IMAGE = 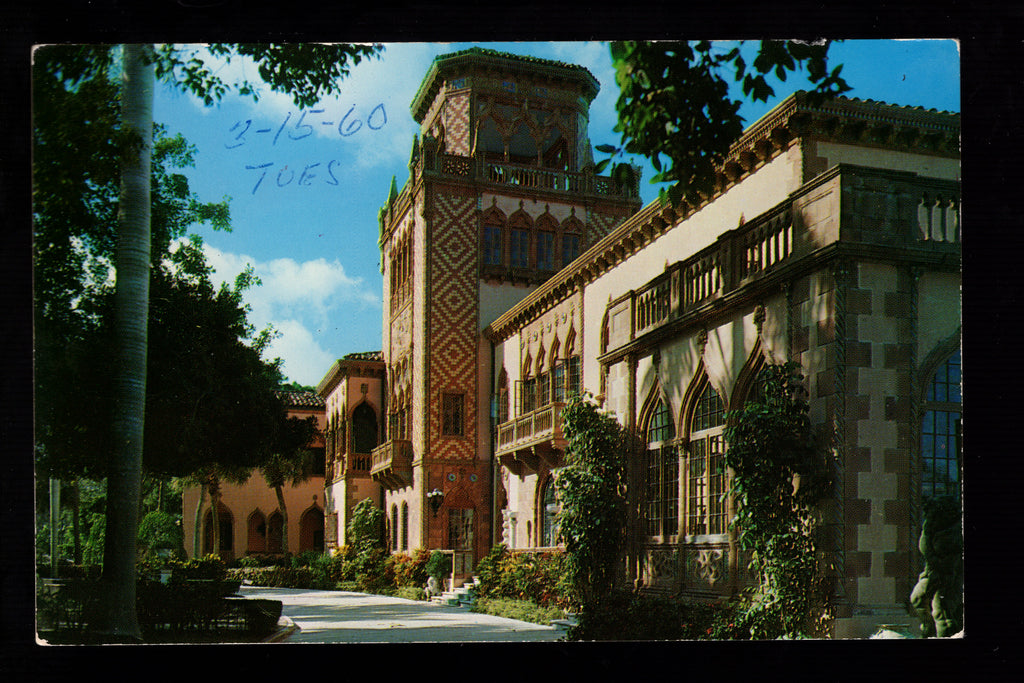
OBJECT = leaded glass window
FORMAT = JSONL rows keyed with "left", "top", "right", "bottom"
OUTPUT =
{"left": 688, "top": 383, "right": 727, "bottom": 535}
{"left": 922, "top": 349, "right": 962, "bottom": 500}
{"left": 536, "top": 371, "right": 550, "bottom": 408}
{"left": 537, "top": 230, "right": 555, "bottom": 271}
{"left": 646, "top": 398, "right": 678, "bottom": 538}
{"left": 511, "top": 228, "right": 530, "bottom": 268}
{"left": 567, "top": 356, "right": 581, "bottom": 397}
{"left": 541, "top": 477, "right": 560, "bottom": 547}
{"left": 562, "top": 232, "right": 580, "bottom": 266}
{"left": 483, "top": 224, "right": 503, "bottom": 266}
{"left": 552, "top": 362, "right": 566, "bottom": 403}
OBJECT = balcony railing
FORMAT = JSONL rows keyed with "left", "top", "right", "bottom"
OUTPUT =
{"left": 495, "top": 402, "right": 567, "bottom": 474}
{"left": 370, "top": 439, "right": 413, "bottom": 489}
{"left": 603, "top": 165, "right": 960, "bottom": 359}
{"left": 425, "top": 152, "right": 640, "bottom": 201}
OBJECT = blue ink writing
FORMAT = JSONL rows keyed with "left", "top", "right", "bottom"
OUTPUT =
{"left": 229, "top": 104, "right": 386, "bottom": 194}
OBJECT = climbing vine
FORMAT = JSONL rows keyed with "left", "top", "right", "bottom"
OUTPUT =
{"left": 723, "top": 361, "right": 832, "bottom": 639}
{"left": 555, "top": 394, "right": 628, "bottom": 608}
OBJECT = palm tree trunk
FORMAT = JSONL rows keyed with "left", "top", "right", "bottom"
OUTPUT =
{"left": 70, "top": 480, "right": 82, "bottom": 566}
{"left": 274, "top": 485, "right": 289, "bottom": 555}
{"left": 192, "top": 482, "right": 206, "bottom": 558}
{"left": 97, "top": 43, "right": 153, "bottom": 643}
{"left": 210, "top": 482, "right": 222, "bottom": 557}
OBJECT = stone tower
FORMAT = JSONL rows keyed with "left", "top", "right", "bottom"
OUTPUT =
{"left": 373, "top": 48, "right": 640, "bottom": 576}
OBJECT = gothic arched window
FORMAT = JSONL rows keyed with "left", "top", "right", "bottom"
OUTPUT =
{"left": 645, "top": 396, "right": 678, "bottom": 538}
{"left": 688, "top": 381, "right": 727, "bottom": 536}
{"left": 540, "top": 476, "right": 560, "bottom": 547}
{"left": 352, "top": 402, "right": 378, "bottom": 454}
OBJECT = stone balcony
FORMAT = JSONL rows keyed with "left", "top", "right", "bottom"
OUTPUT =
{"left": 370, "top": 439, "right": 413, "bottom": 489}
{"left": 495, "top": 402, "right": 568, "bottom": 476}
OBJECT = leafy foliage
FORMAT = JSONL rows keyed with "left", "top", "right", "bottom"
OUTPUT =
{"left": 153, "top": 43, "right": 383, "bottom": 108}
{"left": 475, "top": 545, "right": 571, "bottom": 609}
{"left": 555, "top": 395, "right": 628, "bottom": 608}
{"left": 347, "top": 498, "right": 385, "bottom": 554}
{"left": 137, "top": 510, "right": 183, "bottom": 557}
{"left": 424, "top": 549, "right": 453, "bottom": 581}
{"left": 604, "top": 41, "right": 851, "bottom": 206}
{"left": 722, "top": 361, "right": 832, "bottom": 639}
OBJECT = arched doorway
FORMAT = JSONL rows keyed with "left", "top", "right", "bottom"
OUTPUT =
{"left": 299, "top": 506, "right": 325, "bottom": 553}
{"left": 202, "top": 503, "right": 234, "bottom": 559}
{"left": 247, "top": 509, "right": 267, "bottom": 554}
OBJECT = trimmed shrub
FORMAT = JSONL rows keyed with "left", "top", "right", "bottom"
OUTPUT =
{"left": 396, "top": 585, "right": 426, "bottom": 601}
{"left": 472, "top": 597, "right": 564, "bottom": 626}
{"left": 475, "top": 545, "right": 571, "bottom": 609}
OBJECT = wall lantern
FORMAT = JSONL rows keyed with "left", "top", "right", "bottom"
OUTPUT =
{"left": 427, "top": 488, "right": 445, "bottom": 517}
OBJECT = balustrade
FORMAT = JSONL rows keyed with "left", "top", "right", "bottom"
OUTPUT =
{"left": 426, "top": 152, "right": 636, "bottom": 199}
{"left": 370, "top": 439, "right": 413, "bottom": 487}
{"left": 495, "top": 402, "right": 567, "bottom": 458}
{"left": 600, "top": 167, "right": 960, "bottom": 358}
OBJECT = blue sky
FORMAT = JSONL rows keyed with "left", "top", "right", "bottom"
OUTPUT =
{"left": 152, "top": 40, "right": 960, "bottom": 388}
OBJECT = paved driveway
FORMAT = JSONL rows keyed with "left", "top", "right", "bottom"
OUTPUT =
{"left": 240, "top": 586, "right": 567, "bottom": 643}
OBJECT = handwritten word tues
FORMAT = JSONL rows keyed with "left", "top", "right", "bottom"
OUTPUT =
{"left": 225, "top": 104, "right": 387, "bottom": 195}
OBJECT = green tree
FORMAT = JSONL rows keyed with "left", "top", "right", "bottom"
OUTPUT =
{"left": 600, "top": 41, "right": 851, "bottom": 206}
{"left": 722, "top": 362, "right": 831, "bottom": 639}
{"left": 33, "top": 42, "right": 383, "bottom": 641}
{"left": 259, "top": 416, "right": 321, "bottom": 555}
{"left": 555, "top": 394, "right": 628, "bottom": 608}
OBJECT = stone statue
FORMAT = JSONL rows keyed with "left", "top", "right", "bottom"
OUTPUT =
{"left": 425, "top": 575, "right": 441, "bottom": 599}
{"left": 910, "top": 495, "right": 963, "bottom": 637}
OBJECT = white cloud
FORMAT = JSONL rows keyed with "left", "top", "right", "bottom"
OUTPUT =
{"left": 176, "top": 239, "right": 380, "bottom": 385}
{"left": 263, "top": 319, "right": 336, "bottom": 387}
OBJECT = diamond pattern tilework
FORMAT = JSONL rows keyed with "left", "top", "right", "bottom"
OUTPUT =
{"left": 428, "top": 190, "right": 478, "bottom": 460}
{"left": 444, "top": 93, "right": 471, "bottom": 156}
{"left": 588, "top": 209, "right": 623, "bottom": 247}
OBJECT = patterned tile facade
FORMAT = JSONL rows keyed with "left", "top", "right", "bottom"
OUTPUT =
{"left": 426, "top": 187, "right": 479, "bottom": 461}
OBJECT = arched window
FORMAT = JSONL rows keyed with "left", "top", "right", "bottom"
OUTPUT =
{"left": 497, "top": 369, "right": 510, "bottom": 424}
{"left": 247, "top": 509, "right": 267, "bottom": 554}
{"left": 299, "top": 506, "right": 324, "bottom": 553}
{"left": 509, "top": 211, "right": 532, "bottom": 269}
{"left": 645, "top": 396, "right": 678, "bottom": 538}
{"left": 535, "top": 344, "right": 549, "bottom": 409}
{"left": 520, "top": 352, "right": 536, "bottom": 414}
{"left": 922, "top": 349, "right": 962, "bottom": 500}
{"left": 540, "top": 476, "right": 560, "bottom": 547}
{"left": 482, "top": 207, "right": 505, "bottom": 267}
{"left": 536, "top": 214, "right": 557, "bottom": 272}
{"left": 551, "top": 339, "right": 566, "bottom": 404}
{"left": 687, "top": 381, "right": 727, "bottom": 536}
{"left": 390, "top": 504, "right": 399, "bottom": 550}
{"left": 352, "top": 402, "right": 378, "bottom": 454}
{"left": 401, "top": 501, "right": 409, "bottom": 551}
{"left": 561, "top": 214, "right": 583, "bottom": 267}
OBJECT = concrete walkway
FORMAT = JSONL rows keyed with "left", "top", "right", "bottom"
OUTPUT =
{"left": 239, "top": 586, "right": 566, "bottom": 643}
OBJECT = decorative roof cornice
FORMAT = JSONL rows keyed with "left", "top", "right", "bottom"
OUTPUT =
{"left": 411, "top": 47, "right": 601, "bottom": 123}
